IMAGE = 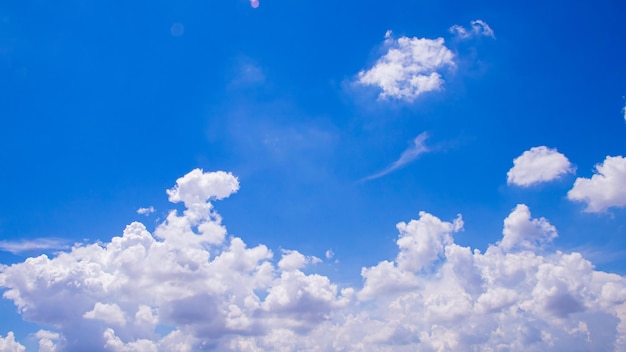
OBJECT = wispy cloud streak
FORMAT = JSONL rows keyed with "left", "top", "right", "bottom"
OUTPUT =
{"left": 363, "top": 132, "right": 429, "bottom": 181}
{"left": 0, "top": 238, "right": 69, "bottom": 254}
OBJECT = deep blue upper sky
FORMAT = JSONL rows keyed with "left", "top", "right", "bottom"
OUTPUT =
{"left": 1, "top": 0, "right": 626, "bottom": 348}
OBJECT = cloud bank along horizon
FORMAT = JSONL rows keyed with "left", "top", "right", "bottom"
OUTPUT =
{"left": 2, "top": 147, "right": 626, "bottom": 351}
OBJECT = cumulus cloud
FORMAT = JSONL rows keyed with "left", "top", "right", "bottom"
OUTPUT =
{"left": 363, "top": 132, "right": 430, "bottom": 181}
{"left": 36, "top": 330, "right": 61, "bottom": 352}
{"left": 0, "top": 332, "right": 25, "bottom": 352}
{"left": 277, "top": 250, "right": 322, "bottom": 271}
{"left": 1, "top": 170, "right": 626, "bottom": 351}
{"left": 0, "top": 238, "right": 69, "bottom": 255}
{"left": 449, "top": 19, "right": 495, "bottom": 39}
{"left": 0, "top": 169, "right": 350, "bottom": 351}
{"left": 507, "top": 146, "right": 574, "bottom": 186}
{"left": 357, "top": 31, "right": 455, "bottom": 102}
{"left": 500, "top": 204, "right": 558, "bottom": 251}
{"left": 568, "top": 155, "right": 626, "bottom": 212}
{"left": 136, "top": 206, "right": 155, "bottom": 216}
{"left": 84, "top": 303, "right": 128, "bottom": 326}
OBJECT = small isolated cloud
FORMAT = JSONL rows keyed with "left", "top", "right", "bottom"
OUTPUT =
{"left": 325, "top": 249, "right": 334, "bottom": 260}
{"left": 623, "top": 104, "right": 626, "bottom": 122}
{"left": 278, "top": 250, "right": 322, "bottom": 271}
{"left": 363, "top": 132, "right": 430, "bottom": 181}
{"left": 357, "top": 31, "right": 455, "bottom": 102}
{"left": 507, "top": 146, "right": 574, "bottom": 187}
{"left": 137, "top": 206, "right": 155, "bottom": 216}
{"left": 249, "top": 0, "right": 259, "bottom": 8}
{"left": 0, "top": 238, "right": 69, "bottom": 254}
{"left": 449, "top": 19, "right": 495, "bottom": 39}
{"left": 567, "top": 155, "right": 626, "bottom": 212}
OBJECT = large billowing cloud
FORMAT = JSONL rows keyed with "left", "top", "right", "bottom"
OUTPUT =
{"left": 1, "top": 169, "right": 626, "bottom": 351}
{"left": 507, "top": 146, "right": 574, "bottom": 187}
{"left": 568, "top": 155, "right": 626, "bottom": 212}
{"left": 357, "top": 31, "right": 455, "bottom": 102}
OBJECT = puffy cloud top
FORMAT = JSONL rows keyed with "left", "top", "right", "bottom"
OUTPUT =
{"left": 500, "top": 204, "right": 557, "bottom": 251}
{"left": 507, "top": 146, "right": 574, "bottom": 186}
{"left": 0, "top": 332, "right": 25, "bottom": 352}
{"left": 568, "top": 155, "right": 626, "bottom": 212}
{"left": 357, "top": 31, "right": 455, "bottom": 102}
{"left": 166, "top": 169, "right": 239, "bottom": 207}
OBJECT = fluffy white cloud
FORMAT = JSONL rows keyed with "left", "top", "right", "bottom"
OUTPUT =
{"left": 0, "top": 332, "right": 25, "bottom": 352}
{"left": 0, "top": 169, "right": 350, "bottom": 351}
{"left": 449, "top": 19, "right": 495, "bottom": 39}
{"left": 357, "top": 31, "right": 455, "bottom": 102}
{"left": 277, "top": 250, "right": 321, "bottom": 271}
{"left": 500, "top": 204, "right": 558, "bottom": 251}
{"left": 166, "top": 168, "right": 239, "bottom": 207}
{"left": 36, "top": 330, "right": 61, "bottom": 352}
{"left": 568, "top": 155, "right": 626, "bottom": 212}
{"left": 84, "top": 303, "right": 127, "bottom": 326}
{"left": 507, "top": 146, "right": 574, "bottom": 186}
{"left": 1, "top": 170, "right": 626, "bottom": 351}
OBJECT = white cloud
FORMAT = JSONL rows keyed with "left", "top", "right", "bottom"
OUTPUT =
{"left": 277, "top": 250, "right": 321, "bottom": 271}
{"left": 450, "top": 19, "right": 495, "bottom": 39}
{"left": 0, "top": 332, "right": 25, "bottom": 352}
{"left": 166, "top": 168, "right": 239, "bottom": 206}
{"left": 136, "top": 206, "right": 155, "bottom": 216}
{"left": 395, "top": 211, "right": 463, "bottom": 272}
{"left": 1, "top": 170, "right": 626, "bottom": 351}
{"left": 36, "top": 330, "right": 61, "bottom": 352}
{"left": 363, "top": 132, "right": 429, "bottom": 181}
{"left": 324, "top": 249, "right": 334, "bottom": 260}
{"left": 84, "top": 303, "right": 127, "bottom": 326}
{"left": 567, "top": 155, "right": 626, "bottom": 212}
{"left": 0, "top": 238, "right": 69, "bottom": 254}
{"left": 357, "top": 31, "right": 455, "bottom": 102}
{"left": 507, "top": 146, "right": 574, "bottom": 186}
{"left": 500, "top": 204, "right": 558, "bottom": 251}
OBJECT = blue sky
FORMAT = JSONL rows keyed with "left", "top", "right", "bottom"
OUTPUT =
{"left": 1, "top": 0, "right": 626, "bottom": 350}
